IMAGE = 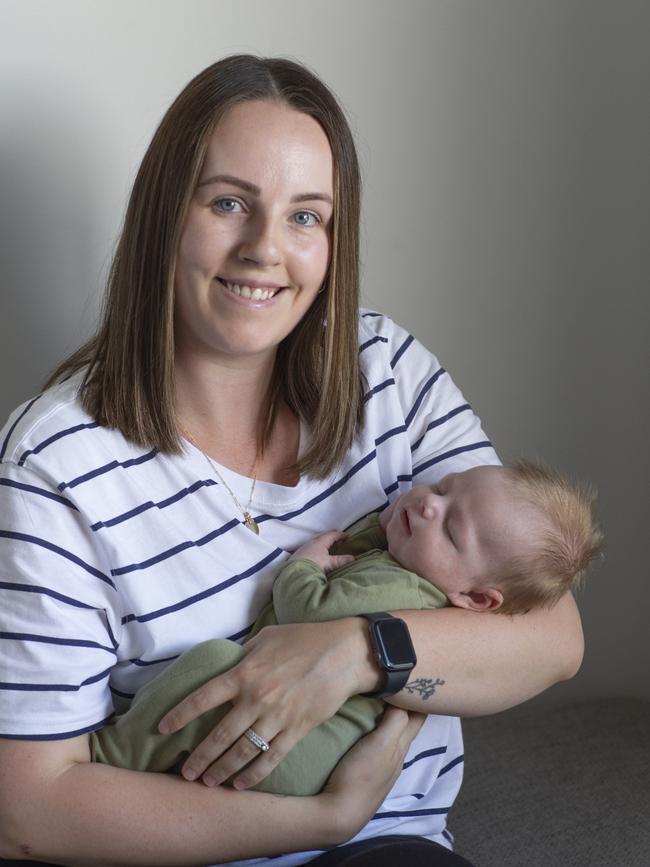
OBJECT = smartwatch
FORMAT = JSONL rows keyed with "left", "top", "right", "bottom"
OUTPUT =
{"left": 361, "top": 612, "right": 417, "bottom": 698}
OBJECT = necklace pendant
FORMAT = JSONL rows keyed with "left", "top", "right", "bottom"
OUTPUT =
{"left": 244, "top": 512, "right": 260, "bottom": 535}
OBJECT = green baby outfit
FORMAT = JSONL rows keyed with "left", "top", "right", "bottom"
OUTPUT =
{"left": 90, "top": 514, "right": 448, "bottom": 795}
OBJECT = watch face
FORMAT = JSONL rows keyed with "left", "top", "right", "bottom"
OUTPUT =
{"left": 375, "top": 618, "right": 416, "bottom": 670}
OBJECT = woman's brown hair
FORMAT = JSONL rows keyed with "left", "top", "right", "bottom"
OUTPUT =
{"left": 44, "top": 55, "right": 363, "bottom": 479}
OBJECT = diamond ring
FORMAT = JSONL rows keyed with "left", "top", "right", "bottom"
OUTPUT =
{"left": 244, "top": 727, "right": 270, "bottom": 752}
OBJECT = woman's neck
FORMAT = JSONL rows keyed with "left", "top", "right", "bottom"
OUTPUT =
{"left": 174, "top": 348, "right": 300, "bottom": 485}
{"left": 176, "top": 349, "right": 271, "bottom": 437}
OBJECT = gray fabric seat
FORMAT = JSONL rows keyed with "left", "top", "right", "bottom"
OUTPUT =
{"left": 449, "top": 699, "right": 650, "bottom": 866}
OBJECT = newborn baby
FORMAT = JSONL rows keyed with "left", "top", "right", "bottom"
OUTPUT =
{"left": 91, "top": 460, "right": 603, "bottom": 795}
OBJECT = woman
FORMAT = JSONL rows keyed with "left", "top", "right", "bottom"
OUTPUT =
{"left": 0, "top": 56, "right": 583, "bottom": 866}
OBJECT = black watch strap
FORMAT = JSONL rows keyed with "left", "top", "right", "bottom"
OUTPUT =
{"left": 361, "top": 612, "right": 417, "bottom": 698}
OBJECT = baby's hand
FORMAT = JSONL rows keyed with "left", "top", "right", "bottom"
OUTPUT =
{"left": 289, "top": 530, "right": 355, "bottom": 574}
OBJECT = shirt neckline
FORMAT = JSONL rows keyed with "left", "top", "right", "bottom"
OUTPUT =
{"left": 181, "top": 419, "right": 312, "bottom": 509}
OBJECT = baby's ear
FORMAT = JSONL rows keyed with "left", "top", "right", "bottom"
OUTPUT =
{"left": 446, "top": 588, "right": 504, "bottom": 612}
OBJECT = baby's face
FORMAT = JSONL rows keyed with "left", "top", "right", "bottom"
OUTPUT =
{"left": 383, "top": 466, "right": 531, "bottom": 595}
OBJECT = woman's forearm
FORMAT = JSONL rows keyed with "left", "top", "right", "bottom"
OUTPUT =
{"left": 0, "top": 739, "right": 341, "bottom": 866}
{"left": 385, "top": 593, "right": 584, "bottom": 717}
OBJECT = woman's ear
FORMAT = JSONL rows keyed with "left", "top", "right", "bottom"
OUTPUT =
{"left": 446, "top": 587, "right": 504, "bottom": 612}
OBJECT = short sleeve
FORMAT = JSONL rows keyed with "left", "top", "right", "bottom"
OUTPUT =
{"left": 0, "top": 462, "right": 120, "bottom": 739}
{"left": 360, "top": 312, "right": 501, "bottom": 483}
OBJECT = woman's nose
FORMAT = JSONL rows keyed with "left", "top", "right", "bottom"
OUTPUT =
{"left": 237, "top": 214, "right": 282, "bottom": 267}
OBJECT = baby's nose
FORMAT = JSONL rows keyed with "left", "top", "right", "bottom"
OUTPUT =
{"left": 420, "top": 493, "right": 441, "bottom": 519}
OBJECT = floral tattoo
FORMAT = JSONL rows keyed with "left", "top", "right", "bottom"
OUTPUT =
{"left": 404, "top": 677, "right": 445, "bottom": 701}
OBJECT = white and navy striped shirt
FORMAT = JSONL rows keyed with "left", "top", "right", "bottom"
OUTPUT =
{"left": 0, "top": 311, "right": 498, "bottom": 865}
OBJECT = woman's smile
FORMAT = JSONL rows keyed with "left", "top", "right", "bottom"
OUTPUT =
{"left": 216, "top": 276, "right": 287, "bottom": 304}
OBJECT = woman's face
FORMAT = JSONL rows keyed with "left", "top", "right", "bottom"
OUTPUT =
{"left": 174, "top": 99, "right": 334, "bottom": 366}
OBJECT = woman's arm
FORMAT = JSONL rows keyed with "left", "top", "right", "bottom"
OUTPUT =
{"left": 386, "top": 591, "right": 584, "bottom": 716}
{"left": 0, "top": 708, "right": 423, "bottom": 865}
{"left": 155, "top": 593, "right": 582, "bottom": 793}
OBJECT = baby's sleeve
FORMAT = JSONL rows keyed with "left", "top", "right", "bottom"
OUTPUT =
{"left": 273, "top": 555, "right": 442, "bottom": 625}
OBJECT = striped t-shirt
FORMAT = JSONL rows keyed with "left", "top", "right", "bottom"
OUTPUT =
{"left": 0, "top": 311, "right": 498, "bottom": 866}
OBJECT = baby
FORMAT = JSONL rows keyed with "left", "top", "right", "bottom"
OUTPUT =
{"left": 91, "top": 459, "right": 603, "bottom": 795}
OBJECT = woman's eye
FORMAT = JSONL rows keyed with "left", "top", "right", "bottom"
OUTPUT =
{"left": 293, "top": 210, "right": 319, "bottom": 227}
{"left": 214, "top": 198, "right": 242, "bottom": 213}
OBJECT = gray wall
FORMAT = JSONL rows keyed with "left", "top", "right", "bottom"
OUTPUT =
{"left": 2, "top": 0, "right": 649, "bottom": 707}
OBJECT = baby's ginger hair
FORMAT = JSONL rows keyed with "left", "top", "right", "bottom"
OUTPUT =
{"left": 497, "top": 459, "right": 604, "bottom": 615}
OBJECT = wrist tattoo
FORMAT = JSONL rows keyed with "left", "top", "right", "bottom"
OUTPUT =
{"left": 404, "top": 677, "right": 445, "bottom": 701}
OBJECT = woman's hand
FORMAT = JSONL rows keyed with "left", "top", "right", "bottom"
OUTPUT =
{"left": 319, "top": 707, "right": 426, "bottom": 843}
{"left": 158, "top": 618, "right": 379, "bottom": 790}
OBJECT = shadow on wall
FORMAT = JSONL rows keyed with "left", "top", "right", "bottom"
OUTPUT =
{"left": 0, "top": 78, "right": 104, "bottom": 422}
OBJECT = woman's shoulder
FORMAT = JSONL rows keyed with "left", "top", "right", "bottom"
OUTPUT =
{"left": 358, "top": 308, "right": 440, "bottom": 378}
{"left": 0, "top": 373, "right": 89, "bottom": 464}
{"left": 358, "top": 308, "right": 408, "bottom": 344}
{"left": 0, "top": 372, "right": 129, "bottom": 480}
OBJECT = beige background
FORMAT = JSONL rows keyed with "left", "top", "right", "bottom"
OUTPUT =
{"left": 1, "top": 0, "right": 649, "bottom": 707}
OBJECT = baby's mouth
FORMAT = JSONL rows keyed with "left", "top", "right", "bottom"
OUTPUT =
{"left": 400, "top": 509, "right": 411, "bottom": 536}
{"left": 217, "top": 278, "right": 285, "bottom": 301}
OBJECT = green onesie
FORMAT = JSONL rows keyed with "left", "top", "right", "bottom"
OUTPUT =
{"left": 90, "top": 514, "right": 448, "bottom": 795}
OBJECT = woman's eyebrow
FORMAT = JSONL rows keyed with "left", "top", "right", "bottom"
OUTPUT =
{"left": 291, "top": 191, "right": 333, "bottom": 205}
{"left": 198, "top": 173, "right": 260, "bottom": 194}
{"left": 197, "top": 173, "right": 332, "bottom": 205}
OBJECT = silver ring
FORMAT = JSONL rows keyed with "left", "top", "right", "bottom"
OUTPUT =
{"left": 244, "top": 727, "right": 270, "bottom": 752}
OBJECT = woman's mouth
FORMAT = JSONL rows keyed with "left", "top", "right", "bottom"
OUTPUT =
{"left": 217, "top": 277, "right": 285, "bottom": 301}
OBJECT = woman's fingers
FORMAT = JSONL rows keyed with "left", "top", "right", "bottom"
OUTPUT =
{"left": 321, "top": 707, "right": 426, "bottom": 834}
{"left": 160, "top": 621, "right": 367, "bottom": 787}
{"left": 229, "top": 728, "right": 297, "bottom": 790}
{"left": 311, "top": 708, "right": 425, "bottom": 844}
{"left": 397, "top": 708, "right": 427, "bottom": 750}
{"left": 158, "top": 669, "right": 238, "bottom": 735}
{"left": 181, "top": 705, "right": 262, "bottom": 786}
{"left": 211, "top": 709, "right": 424, "bottom": 792}
{"left": 371, "top": 706, "right": 425, "bottom": 760}
{"left": 201, "top": 722, "right": 278, "bottom": 787}
{"left": 193, "top": 719, "right": 298, "bottom": 790}
{"left": 201, "top": 726, "right": 294, "bottom": 790}
{"left": 330, "top": 707, "right": 424, "bottom": 790}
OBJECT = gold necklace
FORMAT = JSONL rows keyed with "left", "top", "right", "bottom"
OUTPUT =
{"left": 182, "top": 430, "right": 260, "bottom": 535}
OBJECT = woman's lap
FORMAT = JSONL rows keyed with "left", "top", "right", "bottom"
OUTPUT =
{"left": 0, "top": 836, "right": 474, "bottom": 867}
{"left": 0, "top": 862, "right": 60, "bottom": 866}
{"left": 307, "top": 835, "right": 474, "bottom": 866}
